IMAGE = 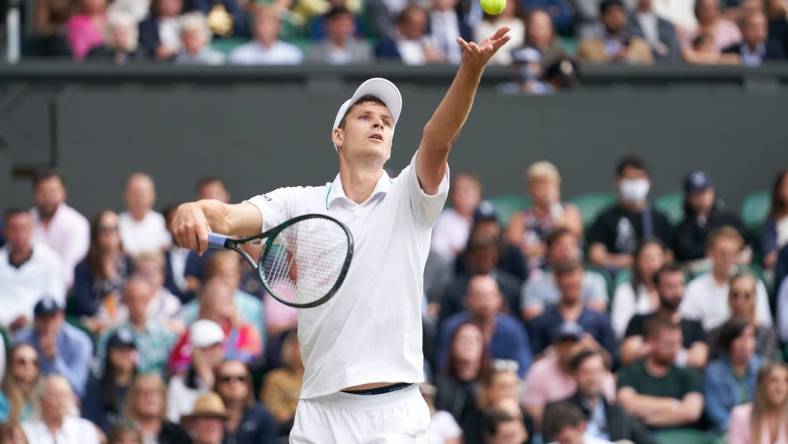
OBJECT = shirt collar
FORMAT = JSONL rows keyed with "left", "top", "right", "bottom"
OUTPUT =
{"left": 326, "top": 170, "right": 392, "bottom": 208}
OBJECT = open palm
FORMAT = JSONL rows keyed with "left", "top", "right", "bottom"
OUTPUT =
{"left": 456, "top": 26, "right": 511, "bottom": 71}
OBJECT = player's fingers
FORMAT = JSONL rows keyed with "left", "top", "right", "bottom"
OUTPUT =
{"left": 456, "top": 37, "right": 471, "bottom": 52}
{"left": 491, "top": 26, "right": 510, "bottom": 41}
{"left": 196, "top": 223, "right": 209, "bottom": 255}
{"left": 492, "top": 35, "right": 511, "bottom": 51}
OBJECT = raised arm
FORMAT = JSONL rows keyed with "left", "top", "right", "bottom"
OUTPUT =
{"left": 416, "top": 27, "right": 510, "bottom": 194}
{"left": 172, "top": 200, "right": 262, "bottom": 254}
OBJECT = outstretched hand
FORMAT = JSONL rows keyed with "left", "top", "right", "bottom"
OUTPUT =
{"left": 456, "top": 26, "right": 511, "bottom": 73}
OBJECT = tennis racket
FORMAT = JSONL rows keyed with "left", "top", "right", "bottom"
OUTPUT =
{"left": 207, "top": 214, "right": 354, "bottom": 308}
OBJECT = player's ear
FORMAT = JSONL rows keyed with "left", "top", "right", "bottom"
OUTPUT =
{"left": 332, "top": 127, "right": 344, "bottom": 150}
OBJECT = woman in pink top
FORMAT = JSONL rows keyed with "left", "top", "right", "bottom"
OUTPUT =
{"left": 729, "top": 362, "right": 788, "bottom": 444}
{"left": 66, "top": 0, "right": 108, "bottom": 60}
{"left": 681, "top": 0, "right": 742, "bottom": 64}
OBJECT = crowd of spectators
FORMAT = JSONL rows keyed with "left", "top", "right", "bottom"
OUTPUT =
{"left": 15, "top": 0, "right": 788, "bottom": 87}
{"left": 0, "top": 159, "right": 787, "bottom": 443}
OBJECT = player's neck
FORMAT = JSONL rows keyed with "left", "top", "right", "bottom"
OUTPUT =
{"left": 339, "top": 165, "right": 384, "bottom": 205}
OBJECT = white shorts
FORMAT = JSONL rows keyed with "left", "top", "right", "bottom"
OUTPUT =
{"left": 289, "top": 384, "right": 430, "bottom": 444}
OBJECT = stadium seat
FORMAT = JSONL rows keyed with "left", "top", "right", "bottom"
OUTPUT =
{"left": 570, "top": 192, "right": 617, "bottom": 228}
{"left": 740, "top": 190, "right": 770, "bottom": 229}
{"left": 654, "top": 191, "right": 684, "bottom": 226}
{"left": 654, "top": 429, "right": 721, "bottom": 444}
{"left": 487, "top": 194, "right": 531, "bottom": 226}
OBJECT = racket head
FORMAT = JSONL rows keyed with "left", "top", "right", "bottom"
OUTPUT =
{"left": 255, "top": 213, "right": 354, "bottom": 308}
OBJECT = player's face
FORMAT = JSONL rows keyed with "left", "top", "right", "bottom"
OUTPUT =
{"left": 335, "top": 102, "right": 394, "bottom": 163}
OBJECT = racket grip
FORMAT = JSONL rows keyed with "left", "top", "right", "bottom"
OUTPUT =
{"left": 207, "top": 233, "right": 229, "bottom": 249}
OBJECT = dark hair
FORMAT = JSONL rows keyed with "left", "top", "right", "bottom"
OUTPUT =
{"left": 107, "top": 422, "right": 144, "bottom": 444}
{"left": 599, "top": 0, "right": 624, "bottom": 15}
{"left": 396, "top": 4, "right": 427, "bottom": 25}
{"left": 694, "top": 0, "right": 719, "bottom": 18}
{"left": 100, "top": 345, "right": 139, "bottom": 420}
{"left": 546, "top": 227, "right": 575, "bottom": 250}
{"left": 445, "top": 321, "right": 491, "bottom": 382}
{"left": 325, "top": 5, "right": 352, "bottom": 20}
{"left": 644, "top": 316, "right": 681, "bottom": 340}
{"left": 217, "top": 360, "right": 255, "bottom": 408}
{"left": 615, "top": 155, "right": 649, "bottom": 177}
{"left": 692, "top": 33, "right": 714, "bottom": 49}
{"left": 3, "top": 207, "right": 29, "bottom": 223}
{"left": 337, "top": 95, "right": 388, "bottom": 129}
{"left": 87, "top": 210, "right": 124, "bottom": 279}
{"left": 543, "top": 402, "right": 586, "bottom": 437}
{"left": 553, "top": 259, "right": 583, "bottom": 277}
{"left": 195, "top": 176, "right": 227, "bottom": 194}
{"left": 33, "top": 169, "right": 64, "bottom": 188}
{"left": 653, "top": 263, "right": 684, "bottom": 287}
{"left": 483, "top": 407, "right": 519, "bottom": 437}
{"left": 569, "top": 349, "right": 605, "bottom": 373}
{"left": 717, "top": 318, "right": 753, "bottom": 354}
{"left": 631, "top": 239, "right": 666, "bottom": 290}
{"left": 768, "top": 170, "right": 788, "bottom": 219}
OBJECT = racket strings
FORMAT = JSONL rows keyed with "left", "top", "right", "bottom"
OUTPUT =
{"left": 260, "top": 218, "right": 350, "bottom": 305}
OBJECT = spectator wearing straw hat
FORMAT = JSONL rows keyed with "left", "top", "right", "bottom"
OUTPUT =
{"left": 181, "top": 392, "right": 228, "bottom": 444}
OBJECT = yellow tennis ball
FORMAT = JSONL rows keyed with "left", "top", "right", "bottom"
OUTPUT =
{"left": 480, "top": 0, "right": 506, "bottom": 15}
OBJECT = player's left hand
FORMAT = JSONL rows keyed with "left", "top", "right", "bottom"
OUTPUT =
{"left": 457, "top": 26, "right": 511, "bottom": 73}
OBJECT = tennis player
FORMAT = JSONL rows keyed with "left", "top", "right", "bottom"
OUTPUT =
{"left": 172, "top": 27, "right": 511, "bottom": 443}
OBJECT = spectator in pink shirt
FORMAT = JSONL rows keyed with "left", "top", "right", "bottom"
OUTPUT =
{"left": 681, "top": 0, "right": 742, "bottom": 63}
{"left": 66, "top": 0, "right": 108, "bottom": 60}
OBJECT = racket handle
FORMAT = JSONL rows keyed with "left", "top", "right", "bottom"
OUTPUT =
{"left": 207, "top": 233, "right": 229, "bottom": 249}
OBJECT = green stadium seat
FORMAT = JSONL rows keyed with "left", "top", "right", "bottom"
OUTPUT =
{"left": 655, "top": 429, "right": 721, "bottom": 444}
{"left": 570, "top": 192, "right": 617, "bottom": 228}
{"left": 612, "top": 268, "right": 632, "bottom": 291}
{"left": 210, "top": 37, "right": 247, "bottom": 55}
{"left": 654, "top": 191, "right": 684, "bottom": 226}
{"left": 487, "top": 194, "right": 531, "bottom": 227}
{"left": 740, "top": 190, "right": 770, "bottom": 229}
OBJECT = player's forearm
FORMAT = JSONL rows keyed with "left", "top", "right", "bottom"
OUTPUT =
{"left": 420, "top": 64, "right": 483, "bottom": 153}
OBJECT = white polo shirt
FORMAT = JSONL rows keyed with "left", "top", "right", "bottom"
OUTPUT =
{"left": 246, "top": 157, "right": 449, "bottom": 399}
{"left": 0, "top": 243, "right": 65, "bottom": 328}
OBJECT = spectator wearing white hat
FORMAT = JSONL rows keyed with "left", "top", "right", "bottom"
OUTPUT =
{"left": 166, "top": 319, "right": 226, "bottom": 422}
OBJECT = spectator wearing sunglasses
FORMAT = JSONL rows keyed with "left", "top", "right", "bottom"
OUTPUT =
{"left": 215, "top": 360, "right": 277, "bottom": 444}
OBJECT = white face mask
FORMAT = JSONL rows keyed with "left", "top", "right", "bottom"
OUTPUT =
{"left": 619, "top": 178, "right": 650, "bottom": 204}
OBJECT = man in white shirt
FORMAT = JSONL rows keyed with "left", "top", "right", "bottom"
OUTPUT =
{"left": 172, "top": 26, "right": 511, "bottom": 442}
{"left": 0, "top": 209, "right": 65, "bottom": 331}
{"left": 119, "top": 172, "right": 171, "bottom": 256}
{"left": 228, "top": 5, "right": 303, "bottom": 65}
{"left": 22, "top": 374, "right": 100, "bottom": 444}
{"left": 681, "top": 226, "right": 772, "bottom": 331}
{"left": 30, "top": 171, "right": 90, "bottom": 289}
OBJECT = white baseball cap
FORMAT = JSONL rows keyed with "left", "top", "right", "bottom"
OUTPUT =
{"left": 189, "top": 319, "right": 225, "bottom": 348}
{"left": 332, "top": 78, "right": 402, "bottom": 150}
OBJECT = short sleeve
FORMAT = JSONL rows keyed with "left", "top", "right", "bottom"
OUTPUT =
{"left": 617, "top": 365, "right": 637, "bottom": 390}
{"left": 682, "top": 368, "right": 703, "bottom": 395}
{"left": 244, "top": 186, "right": 307, "bottom": 232}
{"left": 587, "top": 210, "right": 611, "bottom": 247}
{"left": 401, "top": 154, "right": 450, "bottom": 227}
{"left": 624, "top": 315, "right": 644, "bottom": 339}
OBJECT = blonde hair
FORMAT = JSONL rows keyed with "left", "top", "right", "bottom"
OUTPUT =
{"left": 179, "top": 12, "right": 212, "bottom": 43}
{"left": 30, "top": 375, "right": 79, "bottom": 421}
{"left": 106, "top": 10, "right": 139, "bottom": 52}
{"left": 134, "top": 250, "right": 166, "bottom": 271}
{"left": 1, "top": 344, "right": 39, "bottom": 422}
{"left": 750, "top": 362, "right": 788, "bottom": 444}
{"left": 124, "top": 374, "right": 167, "bottom": 422}
{"left": 526, "top": 161, "right": 561, "bottom": 185}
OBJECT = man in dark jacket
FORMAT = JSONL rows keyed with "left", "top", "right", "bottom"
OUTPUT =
{"left": 544, "top": 349, "right": 655, "bottom": 444}
{"left": 723, "top": 10, "right": 785, "bottom": 66}
{"left": 628, "top": 0, "right": 682, "bottom": 62}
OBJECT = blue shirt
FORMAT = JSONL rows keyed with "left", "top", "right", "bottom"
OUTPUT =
{"left": 704, "top": 356, "right": 763, "bottom": 433}
{"left": 438, "top": 312, "right": 532, "bottom": 378}
{"left": 15, "top": 322, "right": 93, "bottom": 397}
{"left": 528, "top": 306, "right": 617, "bottom": 358}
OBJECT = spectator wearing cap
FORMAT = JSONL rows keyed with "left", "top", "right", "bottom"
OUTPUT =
{"left": 72, "top": 209, "right": 134, "bottom": 335}
{"left": 521, "top": 228, "right": 608, "bottom": 324}
{"left": 30, "top": 171, "right": 90, "bottom": 290}
{"left": 437, "top": 275, "right": 532, "bottom": 378}
{"left": 588, "top": 156, "right": 672, "bottom": 273}
{"left": 119, "top": 172, "right": 171, "bottom": 256}
{"left": 544, "top": 350, "right": 655, "bottom": 444}
{"left": 723, "top": 10, "right": 785, "bottom": 65}
{"left": 169, "top": 279, "right": 262, "bottom": 374}
{"left": 215, "top": 360, "right": 277, "bottom": 444}
{"left": 306, "top": 6, "right": 372, "bottom": 64}
{"left": 617, "top": 318, "right": 704, "bottom": 432}
{"left": 628, "top": 0, "right": 682, "bottom": 62}
{"left": 125, "top": 373, "right": 191, "bottom": 444}
{"left": 97, "top": 277, "right": 177, "bottom": 375}
{"left": 167, "top": 319, "right": 226, "bottom": 422}
{"left": 21, "top": 374, "right": 100, "bottom": 444}
{"left": 181, "top": 392, "right": 227, "bottom": 444}
{"left": 703, "top": 319, "right": 764, "bottom": 434}
{"left": 681, "top": 0, "right": 742, "bottom": 64}
{"left": 673, "top": 171, "right": 752, "bottom": 266}
{"left": 174, "top": 12, "right": 225, "bottom": 65}
{"left": 506, "top": 161, "right": 583, "bottom": 276}
{"left": 228, "top": 6, "right": 303, "bottom": 65}
{"left": 439, "top": 210, "right": 524, "bottom": 325}
{"left": 620, "top": 265, "right": 707, "bottom": 369}
{"left": 528, "top": 260, "right": 617, "bottom": 358}
{"left": 522, "top": 321, "right": 617, "bottom": 432}
{"left": 681, "top": 227, "right": 772, "bottom": 331}
{"left": 82, "top": 328, "right": 139, "bottom": 432}
{"left": 374, "top": 5, "right": 443, "bottom": 64}
{"left": 14, "top": 298, "right": 92, "bottom": 397}
{"left": 0, "top": 209, "right": 65, "bottom": 332}
{"left": 578, "top": 0, "right": 655, "bottom": 64}
{"left": 432, "top": 173, "right": 482, "bottom": 262}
